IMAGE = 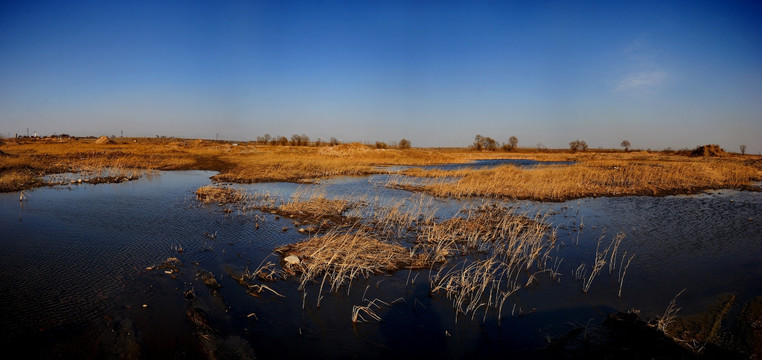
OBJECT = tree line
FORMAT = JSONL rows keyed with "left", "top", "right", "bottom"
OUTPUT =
{"left": 254, "top": 134, "right": 411, "bottom": 149}
{"left": 471, "top": 134, "right": 641, "bottom": 152}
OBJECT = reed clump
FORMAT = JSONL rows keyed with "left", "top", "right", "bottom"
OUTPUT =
{"left": 275, "top": 230, "right": 429, "bottom": 294}
{"left": 195, "top": 185, "right": 247, "bottom": 204}
{"left": 428, "top": 207, "right": 559, "bottom": 322}
{"left": 277, "top": 188, "right": 352, "bottom": 219}
{"left": 345, "top": 201, "right": 563, "bottom": 323}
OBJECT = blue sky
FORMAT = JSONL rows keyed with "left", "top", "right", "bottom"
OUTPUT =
{"left": 1, "top": 0, "right": 761, "bottom": 152}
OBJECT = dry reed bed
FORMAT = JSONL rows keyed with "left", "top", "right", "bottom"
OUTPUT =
{"left": 0, "top": 138, "right": 489, "bottom": 191}
{"left": 391, "top": 158, "right": 762, "bottom": 201}
{"left": 210, "top": 144, "right": 483, "bottom": 184}
{"left": 196, "top": 185, "right": 249, "bottom": 204}
{"left": 275, "top": 230, "right": 429, "bottom": 296}
{"left": 426, "top": 205, "right": 559, "bottom": 322}
{"left": 263, "top": 196, "right": 562, "bottom": 321}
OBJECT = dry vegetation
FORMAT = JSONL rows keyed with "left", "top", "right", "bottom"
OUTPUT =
{"left": 2, "top": 137, "right": 760, "bottom": 201}
{"left": 0, "top": 137, "right": 487, "bottom": 192}
{"left": 215, "top": 186, "right": 562, "bottom": 319}
{"left": 390, "top": 151, "right": 762, "bottom": 201}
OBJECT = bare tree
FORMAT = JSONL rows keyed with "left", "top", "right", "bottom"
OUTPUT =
{"left": 329, "top": 137, "right": 340, "bottom": 146}
{"left": 290, "top": 134, "right": 302, "bottom": 146}
{"left": 398, "top": 138, "right": 411, "bottom": 149}
{"left": 569, "top": 139, "right": 588, "bottom": 152}
{"left": 621, "top": 140, "right": 631, "bottom": 152}
{"left": 473, "top": 134, "right": 497, "bottom": 151}
{"left": 508, "top": 136, "right": 518, "bottom": 151}
{"left": 740, "top": 144, "right": 746, "bottom": 155}
{"left": 473, "top": 135, "right": 484, "bottom": 151}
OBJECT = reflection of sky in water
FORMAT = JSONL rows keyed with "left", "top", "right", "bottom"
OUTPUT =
{"left": 1, "top": 170, "right": 760, "bottom": 357}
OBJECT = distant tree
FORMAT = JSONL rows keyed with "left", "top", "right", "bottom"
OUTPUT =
{"left": 485, "top": 137, "right": 497, "bottom": 151}
{"left": 273, "top": 136, "right": 288, "bottom": 146}
{"left": 375, "top": 141, "right": 388, "bottom": 149}
{"left": 508, "top": 136, "right": 518, "bottom": 151}
{"left": 473, "top": 135, "right": 484, "bottom": 151}
{"left": 329, "top": 137, "right": 340, "bottom": 146}
{"left": 290, "top": 134, "right": 302, "bottom": 146}
{"left": 536, "top": 143, "right": 546, "bottom": 152}
{"left": 740, "top": 145, "right": 746, "bottom": 155}
{"left": 569, "top": 140, "right": 588, "bottom": 152}
{"left": 472, "top": 134, "right": 497, "bottom": 151}
{"left": 315, "top": 138, "right": 323, "bottom": 146}
{"left": 621, "top": 140, "right": 631, "bottom": 152}
{"left": 398, "top": 138, "right": 411, "bottom": 149}
{"left": 257, "top": 134, "right": 271, "bottom": 144}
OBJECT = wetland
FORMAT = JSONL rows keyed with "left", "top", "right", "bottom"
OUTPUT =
{"left": 1, "top": 138, "right": 761, "bottom": 358}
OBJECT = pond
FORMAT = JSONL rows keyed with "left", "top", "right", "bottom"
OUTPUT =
{"left": 1, "top": 170, "right": 760, "bottom": 358}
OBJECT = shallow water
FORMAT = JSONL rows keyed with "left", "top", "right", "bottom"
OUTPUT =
{"left": 1, "top": 170, "right": 760, "bottom": 358}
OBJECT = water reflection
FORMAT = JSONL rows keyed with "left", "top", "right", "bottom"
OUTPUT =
{"left": 0, "top": 170, "right": 759, "bottom": 358}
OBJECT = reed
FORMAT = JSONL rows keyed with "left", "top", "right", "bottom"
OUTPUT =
{"left": 427, "top": 205, "right": 558, "bottom": 323}
{"left": 4, "top": 137, "right": 760, "bottom": 200}
{"left": 576, "top": 232, "right": 626, "bottom": 293}
{"left": 195, "top": 185, "right": 248, "bottom": 203}
{"left": 390, "top": 155, "right": 762, "bottom": 201}
{"left": 275, "top": 229, "right": 429, "bottom": 296}
{"left": 656, "top": 289, "right": 687, "bottom": 334}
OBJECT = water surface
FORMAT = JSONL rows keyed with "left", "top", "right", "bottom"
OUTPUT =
{"left": 1, "top": 170, "right": 760, "bottom": 358}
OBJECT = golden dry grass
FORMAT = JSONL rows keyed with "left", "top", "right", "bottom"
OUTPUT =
{"left": 2, "top": 137, "right": 760, "bottom": 201}
{"left": 275, "top": 230, "right": 429, "bottom": 295}
{"left": 195, "top": 185, "right": 247, "bottom": 203}
{"left": 392, "top": 153, "right": 762, "bottom": 201}
{"left": 0, "top": 137, "right": 484, "bottom": 191}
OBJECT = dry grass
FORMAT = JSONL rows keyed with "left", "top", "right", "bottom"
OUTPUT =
{"left": 210, "top": 143, "right": 482, "bottom": 184}
{"left": 0, "top": 169, "right": 40, "bottom": 192}
{"left": 275, "top": 230, "right": 429, "bottom": 296}
{"left": 656, "top": 289, "right": 687, "bottom": 333}
{"left": 4, "top": 137, "right": 759, "bottom": 200}
{"left": 195, "top": 185, "right": 248, "bottom": 204}
{"left": 392, "top": 153, "right": 762, "bottom": 201}
{"left": 427, "top": 205, "right": 558, "bottom": 322}
{"left": 277, "top": 188, "right": 351, "bottom": 218}
{"left": 0, "top": 137, "right": 487, "bottom": 192}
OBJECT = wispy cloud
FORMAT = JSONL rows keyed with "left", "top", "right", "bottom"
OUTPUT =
{"left": 614, "top": 71, "right": 666, "bottom": 92}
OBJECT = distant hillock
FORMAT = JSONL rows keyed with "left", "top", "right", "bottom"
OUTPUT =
{"left": 691, "top": 144, "right": 728, "bottom": 157}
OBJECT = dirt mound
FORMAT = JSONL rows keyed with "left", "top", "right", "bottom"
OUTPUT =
{"left": 95, "top": 136, "right": 113, "bottom": 145}
{"left": 692, "top": 144, "right": 727, "bottom": 157}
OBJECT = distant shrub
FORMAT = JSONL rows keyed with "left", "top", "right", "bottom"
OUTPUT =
{"left": 569, "top": 140, "right": 588, "bottom": 152}
{"left": 398, "top": 138, "right": 411, "bottom": 149}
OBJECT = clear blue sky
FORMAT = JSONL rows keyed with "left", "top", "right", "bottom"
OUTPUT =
{"left": 1, "top": 0, "right": 761, "bottom": 152}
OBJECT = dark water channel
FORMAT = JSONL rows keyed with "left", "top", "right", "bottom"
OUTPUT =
{"left": 1, "top": 170, "right": 760, "bottom": 358}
